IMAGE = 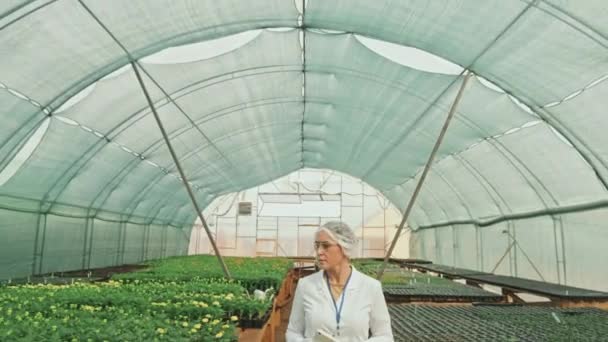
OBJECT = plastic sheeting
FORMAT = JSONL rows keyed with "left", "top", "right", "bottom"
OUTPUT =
{"left": 0, "top": 1, "right": 607, "bottom": 289}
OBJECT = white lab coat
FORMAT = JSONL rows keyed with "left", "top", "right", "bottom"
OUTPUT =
{"left": 286, "top": 266, "right": 394, "bottom": 342}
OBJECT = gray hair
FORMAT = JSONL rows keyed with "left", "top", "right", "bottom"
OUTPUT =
{"left": 316, "top": 221, "right": 358, "bottom": 258}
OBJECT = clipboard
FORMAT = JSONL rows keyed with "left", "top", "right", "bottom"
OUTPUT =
{"left": 313, "top": 329, "right": 338, "bottom": 342}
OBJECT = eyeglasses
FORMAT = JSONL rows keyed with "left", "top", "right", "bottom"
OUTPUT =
{"left": 314, "top": 241, "right": 337, "bottom": 251}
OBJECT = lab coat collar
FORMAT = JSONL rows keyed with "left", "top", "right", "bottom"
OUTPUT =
{"left": 314, "top": 264, "right": 363, "bottom": 293}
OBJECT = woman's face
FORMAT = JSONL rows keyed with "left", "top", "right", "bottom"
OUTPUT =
{"left": 315, "top": 230, "right": 346, "bottom": 270}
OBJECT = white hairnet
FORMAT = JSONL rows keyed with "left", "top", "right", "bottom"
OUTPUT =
{"left": 316, "top": 221, "right": 358, "bottom": 258}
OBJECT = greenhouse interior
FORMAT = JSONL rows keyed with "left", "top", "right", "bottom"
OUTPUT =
{"left": 1, "top": 1, "right": 608, "bottom": 341}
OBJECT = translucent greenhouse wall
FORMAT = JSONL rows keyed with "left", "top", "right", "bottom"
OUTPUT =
{"left": 0, "top": 208, "right": 190, "bottom": 280}
{"left": 189, "top": 169, "right": 410, "bottom": 259}
{"left": 2, "top": 0, "right": 608, "bottom": 292}
{"left": 409, "top": 209, "right": 608, "bottom": 292}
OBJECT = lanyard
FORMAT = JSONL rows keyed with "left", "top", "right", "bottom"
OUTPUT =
{"left": 325, "top": 268, "right": 353, "bottom": 336}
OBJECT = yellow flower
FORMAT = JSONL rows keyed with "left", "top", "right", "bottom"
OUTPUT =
{"left": 182, "top": 322, "right": 189, "bottom": 327}
{"left": 190, "top": 328, "right": 197, "bottom": 333}
{"left": 202, "top": 318, "right": 209, "bottom": 323}
{"left": 230, "top": 316, "right": 238, "bottom": 321}
{"left": 211, "top": 319, "right": 220, "bottom": 325}
{"left": 156, "top": 328, "right": 166, "bottom": 334}
{"left": 194, "top": 323, "right": 201, "bottom": 330}
{"left": 222, "top": 324, "right": 230, "bottom": 329}
{"left": 215, "top": 332, "right": 224, "bottom": 338}
{"left": 212, "top": 301, "right": 220, "bottom": 306}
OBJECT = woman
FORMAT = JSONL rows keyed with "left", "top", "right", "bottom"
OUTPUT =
{"left": 286, "top": 221, "right": 394, "bottom": 341}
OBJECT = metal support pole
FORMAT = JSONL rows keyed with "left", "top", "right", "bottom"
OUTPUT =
{"left": 115, "top": 221, "right": 123, "bottom": 266}
{"left": 299, "top": 0, "right": 307, "bottom": 168}
{"left": 120, "top": 222, "right": 127, "bottom": 265}
{"left": 451, "top": 225, "right": 457, "bottom": 266}
{"left": 81, "top": 217, "right": 91, "bottom": 270}
{"left": 160, "top": 225, "right": 167, "bottom": 259}
{"left": 141, "top": 224, "right": 149, "bottom": 262}
{"left": 32, "top": 211, "right": 43, "bottom": 276}
{"left": 87, "top": 218, "right": 95, "bottom": 270}
{"left": 131, "top": 61, "right": 231, "bottom": 279}
{"left": 194, "top": 223, "right": 200, "bottom": 254}
{"left": 377, "top": 72, "right": 473, "bottom": 280}
{"left": 37, "top": 213, "right": 48, "bottom": 275}
{"left": 558, "top": 217, "right": 568, "bottom": 284}
{"left": 516, "top": 242, "right": 546, "bottom": 282}
{"left": 475, "top": 225, "right": 483, "bottom": 271}
{"left": 503, "top": 230, "right": 546, "bottom": 282}
{"left": 492, "top": 240, "right": 516, "bottom": 274}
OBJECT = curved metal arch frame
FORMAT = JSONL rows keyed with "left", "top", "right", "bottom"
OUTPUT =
{"left": 403, "top": 121, "right": 566, "bottom": 277}
{"left": 148, "top": 150, "right": 303, "bottom": 227}
{"left": 327, "top": 94, "right": 595, "bottom": 253}
{"left": 0, "top": 27, "right": 300, "bottom": 181}
{"left": 380, "top": 180, "right": 435, "bottom": 229}
{"left": 85, "top": 98, "right": 304, "bottom": 217}
{"left": 1, "top": 2, "right": 603, "bottom": 191}
{"left": 0, "top": 1, "right": 56, "bottom": 30}
{"left": 359, "top": 75, "right": 464, "bottom": 180}
{"left": 170, "top": 123, "right": 302, "bottom": 182}
{"left": 67, "top": 66, "right": 303, "bottom": 142}
{"left": 101, "top": 125, "right": 302, "bottom": 227}
{"left": 400, "top": 180, "right": 453, "bottom": 261}
{"left": 42, "top": 66, "right": 306, "bottom": 215}
{"left": 392, "top": 123, "right": 561, "bottom": 219}
{"left": 411, "top": 175, "right": 454, "bottom": 228}
{"left": 384, "top": 109, "right": 570, "bottom": 279}
{"left": 164, "top": 164, "right": 304, "bottom": 227}
{"left": 43, "top": 62, "right": 458, "bottom": 220}
{"left": 439, "top": 103, "right": 562, "bottom": 210}
{"left": 51, "top": 59, "right": 442, "bottom": 200}
{"left": 0, "top": 115, "right": 47, "bottom": 174}
{"left": 488, "top": 136, "right": 568, "bottom": 283}
{"left": 446, "top": 151, "right": 553, "bottom": 282}
{"left": 430, "top": 168, "right": 476, "bottom": 221}
{"left": 362, "top": 0, "right": 538, "bottom": 180}
{"left": 427, "top": 167, "right": 484, "bottom": 269}
{"left": 88, "top": 106, "right": 301, "bottom": 222}
{"left": 45, "top": 102, "right": 302, "bottom": 215}
{"left": 1, "top": 0, "right": 606, "bottom": 231}
{"left": 119, "top": 127, "right": 303, "bottom": 225}
{"left": 133, "top": 63, "right": 299, "bottom": 190}
{"left": 469, "top": 72, "right": 608, "bottom": 191}
{"left": 452, "top": 154, "right": 517, "bottom": 275}
{"left": 41, "top": 80, "right": 304, "bottom": 214}
{"left": 0, "top": 0, "right": 602, "bottom": 284}
{"left": 131, "top": 119, "right": 302, "bottom": 184}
